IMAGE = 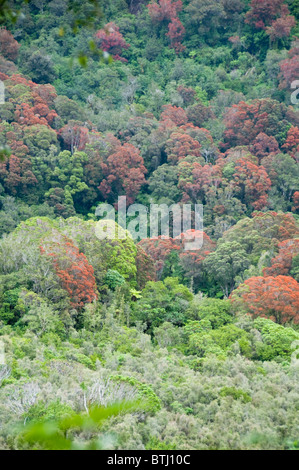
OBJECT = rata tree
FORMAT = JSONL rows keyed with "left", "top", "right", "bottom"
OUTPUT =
{"left": 2, "top": 217, "right": 97, "bottom": 311}
{"left": 0, "top": 218, "right": 73, "bottom": 309}
{"left": 41, "top": 239, "right": 97, "bottom": 310}
{"left": 136, "top": 245, "right": 157, "bottom": 290}
{"left": 282, "top": 127, "right": 299, "bottom": 158}
{"left": 180, "top": 124, "right": 218, "bottom": 164}
{"left": 15, "top": 103, "right": 57, "bottom": 128}
{"left": 245, "top": 0, "right": 296, "bottom": 44}
{"left": 160, "top": 104, "right": 188, "bottom": 127}
{"left": 0, "top": 74, "right": 58, "bottom": 129}
{"left": 165, "top": 131, "right": 202, "bottom": 164}
{"left": 231, "top": 275, "right": 299, "bottom": 325}
{"left": 266, "top": 11, "right": 296, "bottom": 44}
{"left": 279, "top": 42, "right": 299, "bottom": 90}
{"left": 147, "top": 1, "right": 185, "bottom": 53}
{"left": 83, "top": 132, "right": 121, "bottom": 200}
{"left": 139, "top": 229, "right": 217, "bottom": 290}
{"left": 293, "top": 191, "right": 299, "bottom": 213}
{"left": 99, "top": 143, "right": 147, "bottom": 205}
{"left": 264, "top": 239, "right": 299, "bottom": 278}
{"left": 0, "top": 28, "right": 20, "bottom": 61}
{"left": 166, "top": 17, "right": 185, "bottom": 53}
{"left": 138, "top": 236, "right": 181, "bottom": 279}
{"left": 0, "top": 154, "right": 37, "bottom": 197}
{"left": 59, "top": 121, "right": 89, "bottom": 154}
{"left": 223, "top": 98, "right": 296, "bottom": 148}
{"left": 186, "top": 103, "right": 215, "bottom": 128}
{"left": 58, "top": 218, "right": 138, "bottom": 287}
{"left": 251, "top": 211, "right": 299, "bottom": 244}
{"left": 147, "top": 0, "right": 183, "bottom": 22}
{"left": 231, "top": 158, "right": 271, "bottom": 210}
{"left": 179, "top": 162, "right": 223, "bottom": 205}
{"left": 245, "top": 0, "right": 288, "bottom": 29}
{"left": 250, "top": 133, "right": 279, "bottom": 161}
{"left": 95, "top": 22, "right": 130, "bottom": 62}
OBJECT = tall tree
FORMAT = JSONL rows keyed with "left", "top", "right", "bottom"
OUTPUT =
{"left": 231, "top": 275, "right": 299, "bottom": 325}
{"left": 95, "top": 22, "right": 130, "bottom": 62}
{"left": 204, "top": 241, "right": 250, "bottom": 296}
{"left": 99, "top": 143, "right": 147, "bottom": 205}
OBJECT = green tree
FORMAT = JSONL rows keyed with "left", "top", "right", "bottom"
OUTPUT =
{"left": 133, "top": 277, "right": 193, "bottom": 331}
{"left": 204, "top": 242, "right": 250, "bottom": 296}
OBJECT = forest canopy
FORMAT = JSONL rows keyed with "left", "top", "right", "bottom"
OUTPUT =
{"left": 0, "top": 0, "right": 298, "bottom": 451}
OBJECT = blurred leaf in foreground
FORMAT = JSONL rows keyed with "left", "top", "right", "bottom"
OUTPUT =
{"left": 21, "top": 401, "right": 142, "bottom": 450}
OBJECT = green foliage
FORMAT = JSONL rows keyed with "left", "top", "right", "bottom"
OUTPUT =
{"left": 187, "top": 297, "right": 234, "bottom": 329}
{"left": 25, "top": 400, "right": 74, "bottom": 424}
{"left": 146, "top": 436, "right": 177, "bottom": 450}
{"left": 204, "top": 242, "right": 250, "bottom": 296}
{"left": 187, "top": 323, "right": 252, "bottom": 358}
{"left": 111, "top": 375, "right": 161, "bottom": 415}
{"left": 104, "top": 270, "right": 125, "bottom": 290}
{"left": 253, "top": 317, "right": 299, "bottom": 362}
{"left": 0, "top": 289, "right": 26, "bottom": 325}
{"left": 0, "top": 0, "right": 298, "bottom": 452}
{"left": 133, "top": 278, "right": 193, "bottom": 331}
{"left": 20, "top": 402, "right": 139, "bottom": 450}
{"left": 219, "top": 387, "right": 252, "bottom": 404}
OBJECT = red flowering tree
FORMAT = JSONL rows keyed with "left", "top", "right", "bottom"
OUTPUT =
{"left": 167, "top": 17, "right": 185, "bottom": 53}
{"left": 147, "top": 1, "right": 185, "bottom": 52}
{"left": 279, "top": 44, "right": 299, "bottom": 90}
{"left": 186, "top": 103, "right": 215, "bottom": 128}
{"left": 138, "top": 230, "right": 215, "bottom": 281}
{"left": 266, "top": 13, "right": 296, "bottom": 43}
{"left": 160, "top": 104, "right": 188, "bottom": 127}
{"left": 179, "top": 162, "right": 223, "bottom": 204}
{"left": 95, "top": 22, "right": 130, "bottom": 62}
{"left": 138, "top": 236, "right": 181, "bottom": 278}
{"left": 282, "top": 127, "right": 299, "bottom": 157}
{"left": 251, "top": 211, "right": 299, "bottom": 242}
{"left": 223, "top": 99, "right": 296, "bottom": 148}
{"left": 41, "top": 240, "right": 97, "bottom": 310}
{"left": 231, "top": 275, "right": 299, "bottom": 325}
{"left": 59, "top": 121, "right": 89, "bottom": 154}
{"left": 264, "top": 239, "right": 299, "bottom": 277}
{"left": 165, "top": 131, "right": 201, "bottom": 164}
{"left": 147, "top": 0, "right": 183, "bottom": 23}
{"left": 245, "top": 0, "right": 288, "bottom": 29}
{"left": 136, "top": 245, "right": 157, "bottom": 289}
{"left": 232, "top": 158, "right": 271, "bottom": 210}
{"left": 250, "top": 133, "right": 279, "bottom": 161}
{"left": 99, "top": 143, "right": 147, "bottom": 205}
{"left": 0, "top": 154, "right": 37, "bottom": 195}
{"left": 0, "top": 74, "right": 58, "bottom": 131}
{"left": 0, "top": 28, "right": 20, "bottom": 61}
{"left": 292, "top": 191, "right": 299, "bottom": 213}
{"left": 15, "top": 103, "right": 57, "bottom": 128}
